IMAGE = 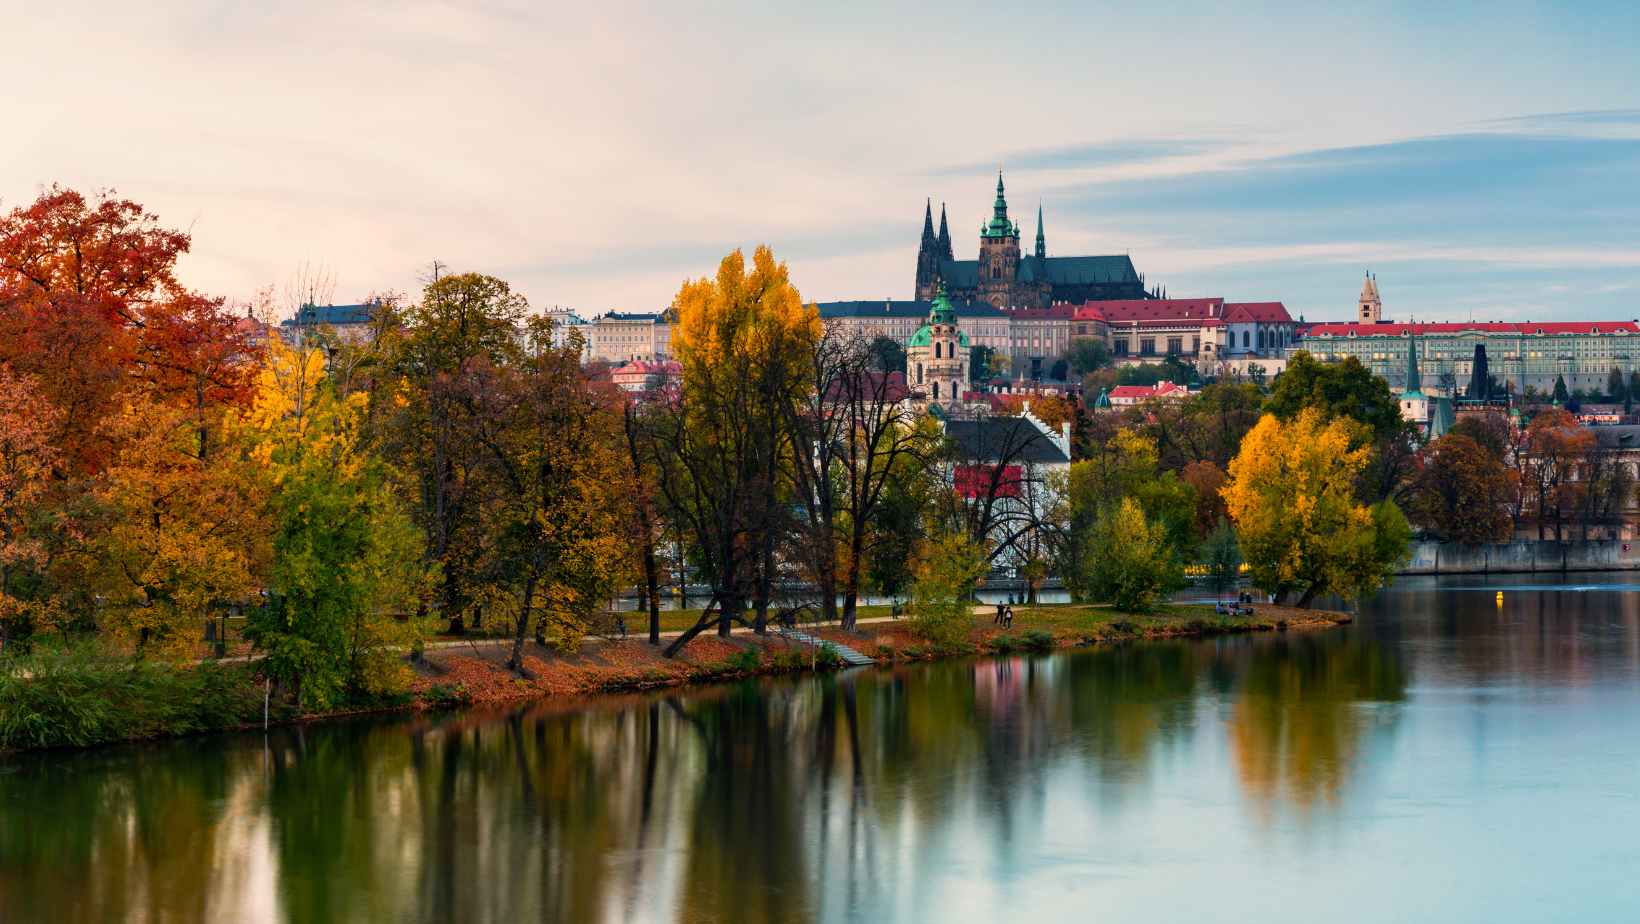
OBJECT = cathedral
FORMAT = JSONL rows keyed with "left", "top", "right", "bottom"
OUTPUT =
{"left": 914, "top": 173, "right": 1152, "bottom": 310}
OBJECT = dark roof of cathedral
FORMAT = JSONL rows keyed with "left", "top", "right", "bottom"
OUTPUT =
{"left": 938, "top": 254, "right": 1140, "bottom": 288}
{"left": 815, "top": 299, "right": 1007, "bottom": 319}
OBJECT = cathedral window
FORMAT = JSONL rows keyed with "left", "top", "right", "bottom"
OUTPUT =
{"left": 932, "top": 381, "right": 940, "bottom": 399}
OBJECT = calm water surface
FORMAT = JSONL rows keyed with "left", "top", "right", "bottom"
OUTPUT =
{"left": 4, "top": 575, "right": 1640, "bottom": 923}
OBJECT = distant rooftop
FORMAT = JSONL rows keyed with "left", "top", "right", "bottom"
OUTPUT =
{"left": 281, "top": 302, "right": 377, "bottom": 328}
{"left": 815, "top": 299, "right": 1007, "bottom": 320}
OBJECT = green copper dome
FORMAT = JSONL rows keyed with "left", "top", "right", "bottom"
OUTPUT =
{"left": 907, "top": 325, "right": 970, "bottom": 349}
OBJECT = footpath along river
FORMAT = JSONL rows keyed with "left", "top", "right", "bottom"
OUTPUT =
{"left": 3, "top": 574, "right": 1639, "bottom": 922}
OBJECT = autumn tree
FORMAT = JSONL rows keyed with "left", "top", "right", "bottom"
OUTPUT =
{"left": 463, "top": 320, "right": 633, "bottom": 671}
{"left": 907, "top": 530, "right": 987, "bottom": 646}
{"left": 90, "top": 395, "right": 268, "bottom": 658}
{"left": 1223, "top": 410, "right": 1411, "bottom": 607}
{"left": 382, "top": 272, "right": 528, "bottom": 633}
{"left": 1447, "top": 411, "right": 1511, "bottom": 462}
{"left": 0, "top": 186, "right": 256, "bottom": 474}
{"left": 652, "top": 247, "right": 819, "bottom": 654}
{"left": 1517, "top": 408, "right": 1592, "bottom": 540}
{"left": 787, "top": 331, "right": 930, "bottom": 629}
{"left": 1405, "top": 434, "right": 1514, "bottom": 544}
{"left": 0, "top": 366, "right": 62, "bottom": 644}
{"left": 242, "top": 342, "right": 426, "bottom": 707}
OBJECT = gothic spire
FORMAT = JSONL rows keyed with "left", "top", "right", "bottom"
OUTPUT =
{"left": 983, "top": 170, "right": 1014, "bottom": 238}
{"left": 921, "top": 198, "right": 935, "bottom": 242}
{"left": 1404, "top": 325, "right": 1423, "bottom": 396}
{"left": 1034, "top": 202, "right": 1046, "bottom": 260}
{"left": 937, "top": 203, "right": 952, "bottom": 259}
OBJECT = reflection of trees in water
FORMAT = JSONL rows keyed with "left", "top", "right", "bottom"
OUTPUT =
{"left": 0, "top": 634, "right": 1410, "bottom": 921}
{"left": 0, "top": 739, "right": 251, "bottom": 923}
{"left": 1225, "top": 634, "right": 1407, "bottom": 822}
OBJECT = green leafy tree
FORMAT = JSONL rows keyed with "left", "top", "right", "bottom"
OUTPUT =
{"left": 1082, "top": 498, "right": 1185, "bottom": 612}
{"left": 1552, "top": 374, "right": 1570, "bottom": 405}
{"left": 907, "top": 531, "right": 987, "bottom": 646}
{"left": 1203, "top": 517, "right": 1242, "bottom": 601}
{"left": 244, "top": 344, "right": 426, "bottom": 709}
{"left": 1263, "top": 352, "right": 1401, "bottom": 442}
{"left": 1609, "top": 367, "right": 1627, "bottom": 405}
{"left": 866, "top": 336, "right": 906, "bottom": 374}
{"left": 1067, "top": 338, "right": 1110, "bottom": 376}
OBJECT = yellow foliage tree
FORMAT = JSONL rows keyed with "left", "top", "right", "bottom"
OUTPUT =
{"left": 655, "top": 247, "right": 820, "bottom": 652}
{"left": 1222, "top": 409, "right": 1410, "bottom": 607}
{"left": 91, "top": 395, "right": 269, "bottom": 658}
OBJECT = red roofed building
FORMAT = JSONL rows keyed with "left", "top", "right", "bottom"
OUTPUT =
{"left": 610, "top": 359, "right": 681, "bottom": 393}
{"left": 1106, "top": 381, "right": 1190, "bottom": 408}
{"left": 1071, "top": 297, "right": 1294, "bottom": 372}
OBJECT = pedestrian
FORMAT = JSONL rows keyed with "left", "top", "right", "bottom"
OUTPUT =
{"left": 995, "top": 602, "right": 1005, "bottom": 624}
{"left": 1003, "top": 605, "right": 1014, "bottom": 629}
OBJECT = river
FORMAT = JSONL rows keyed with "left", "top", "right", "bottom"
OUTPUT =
{"left": 3, "top": 574, "right": 1639, "bottom": 922}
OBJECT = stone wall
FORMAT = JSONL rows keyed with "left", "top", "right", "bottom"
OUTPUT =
{"left": 1400, "top": 540, "right": 1640, "bottom": 574}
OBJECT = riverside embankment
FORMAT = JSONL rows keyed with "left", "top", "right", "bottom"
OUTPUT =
{"left": 1400, "top": 539, "right": 1640, "bottom": 574}
{"left": 0, "top": 602, "right": 1350, "bottom": 753}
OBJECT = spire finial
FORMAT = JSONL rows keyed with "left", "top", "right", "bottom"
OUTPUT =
{"left": 1034, "top": 201, "right": 1046, "bottom": 260}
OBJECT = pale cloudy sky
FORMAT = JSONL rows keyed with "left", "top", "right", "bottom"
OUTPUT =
{"left": 5, "top": 1, "right": 1640, "bottom": 322}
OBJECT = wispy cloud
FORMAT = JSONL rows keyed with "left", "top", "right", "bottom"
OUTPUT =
{"left": 928, "top": 139, "right": 1231, "bottom": 177}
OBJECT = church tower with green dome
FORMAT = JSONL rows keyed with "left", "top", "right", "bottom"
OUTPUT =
{"left": 906, "top": 285, "right": 971, "bottom": 406}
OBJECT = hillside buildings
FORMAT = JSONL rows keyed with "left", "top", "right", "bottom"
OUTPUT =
{"left": 1073, "top": 297, "right": 1296, "bottom": 373}
{"left": 1295, "top": 320, "right": 1640, "bottom": 395}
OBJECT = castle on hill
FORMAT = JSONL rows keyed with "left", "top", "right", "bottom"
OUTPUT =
{"left": 913, "top": 172, "right": 1152, "bottom": 310}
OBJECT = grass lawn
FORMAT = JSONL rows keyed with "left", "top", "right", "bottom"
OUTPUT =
{"left": 986, "top": 601, "right": 1338, "bottom": 642}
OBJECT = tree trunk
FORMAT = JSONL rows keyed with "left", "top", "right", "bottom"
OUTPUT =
{"left": 665, "top": 596, "right": 721, "bottom": 657}
{"left": 644, "top": 541, "right": 661, "bottom": 645}
{"left": 508, "top": 574, "right": 537, "bottom": 674}
{"left": 1295, "top": 583, "right": 1320, "bottom": 609}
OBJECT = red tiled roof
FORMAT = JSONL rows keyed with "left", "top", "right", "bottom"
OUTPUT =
{"left": 1224, "top": 302, "right": 1293, "bottom": 324}
{"left": 1109, "top": 382, "right": 1188, "bottom": 399}
{"left": 1303, "top": 321, "right": 1640, "bottom": 337}
{"left": 1078, "top": 298, "right": 1224, "bottom": 323}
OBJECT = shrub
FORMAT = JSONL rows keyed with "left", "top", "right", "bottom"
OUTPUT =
{"left": 988, "top": 635, "right": 1018, "bottom": 654}
{"left": 907, "top": 531, "right": 988, "bottom": 646}
{"left": 422, "top": 683, "right": 471, "bottom": 708}
{"left": 815, "top": 644, "right": 843, "bottom": 669}
{"left": 1020, "top": 630, "right": 1055, "bottom": 652}
{"left": 0, "top": 648, "right": 264, "bottom": 751}
{"left": 728, "top": 648, "right": 762, "bottom": 673}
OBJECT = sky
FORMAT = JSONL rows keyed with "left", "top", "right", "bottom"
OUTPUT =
{"left": 5, "top": 1, "right": 1640, "bottom": 323}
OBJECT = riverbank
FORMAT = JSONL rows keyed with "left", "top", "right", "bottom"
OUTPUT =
{"left": 0, "top": 602, "right": 1348, "bottom": 753}
{"left": 406, "top": 602, "right": 1350, "bottom": 709}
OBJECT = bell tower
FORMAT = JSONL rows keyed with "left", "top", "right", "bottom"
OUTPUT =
{"left": 1359, "top": 271, "right": 1383, "bottom": 323}
{"left": 977, "top": 171, "right": 1020, "bottom": 308}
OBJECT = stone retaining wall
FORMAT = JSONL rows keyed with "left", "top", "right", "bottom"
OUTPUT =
{"left": 1400, "top": 540, "right": 1640, "bottom": 574}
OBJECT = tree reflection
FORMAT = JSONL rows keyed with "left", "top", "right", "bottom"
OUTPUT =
{"left": 0, "top": 623, "right": 1421, "bottom": 921}
{"left": 1225, "top": 633, "right": 1407, "bottom": 821}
